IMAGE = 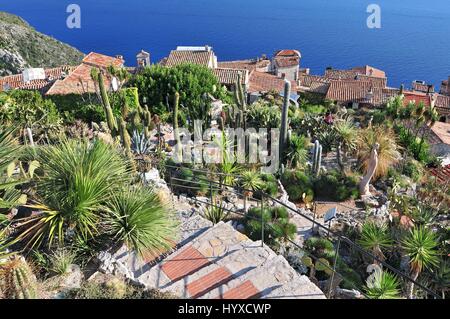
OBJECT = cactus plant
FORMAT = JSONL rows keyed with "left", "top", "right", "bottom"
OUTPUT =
{"left": 96, "top": 71, "right": 118, "bottom": 137}
{"left": 119, "top": 119, "right": 132, "bottom": 155}
{"left": 0, "top": 256, "right": 37, "bottom": 299}
{"left": 234, "top": 72, "right": 247, "bottom": 112}
{"left": 279, "top": 80, "right": 291, "bottom": 168}
{"left": 312, "top": 140, "right": 323, "bottom": 177}
{"left": 173, "top": 92, "right": 183, "bottom": 162}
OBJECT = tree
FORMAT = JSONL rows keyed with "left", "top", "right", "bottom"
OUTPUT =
{"left": 402, "top": 227, "right": 440, "bottom": 299}
{"left": 334, "top": 115, "right": 357, "bottom": 171}
{"left": 130, "top": 63, "right": 223, "bottom": 130}
{"left": 286, "top": 134, "right": 309, "bottom": 169}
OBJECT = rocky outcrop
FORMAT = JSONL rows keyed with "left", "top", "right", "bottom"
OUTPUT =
{"left": 0, "top": 11, "right": 84, "bottom": 75}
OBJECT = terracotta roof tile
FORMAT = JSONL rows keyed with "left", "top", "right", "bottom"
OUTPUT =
{"left": 274, "top": 49, "right": 301, "bottom": 58}
{"left": 213, "top": 68, "right": 248, "bottom": 86}
{"left": 274, "top": 56, "right": 300, "bottom": 68}
{"left": 165, "top": 50, "right": 214, "bottom": 67}
{"left": 403, "top": 91, "right": 431, "bottom": 107}
{"left": 46, "top": 52, "right": 123, "bottom": 95}
{"left": 0, "top": 66, "right": 76, "bottom": 93}
{"left": 429, "top": 164, "right": 450, "bottom": 183}
{"left": 218, "top": 59, "right": 270, "bottom": 72}
{"left": 412, "top": 82, "right": 434, "bottom": 93}
{"left": 248, "top": 71, "right": 297, "bottom": 93}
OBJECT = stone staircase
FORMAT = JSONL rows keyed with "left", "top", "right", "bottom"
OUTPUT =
{"left": 122, "top": 217, "right": 326, "bottom": 299}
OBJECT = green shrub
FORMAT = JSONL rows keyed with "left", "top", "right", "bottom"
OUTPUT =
{"left": 281, "top": 170, "right": 314, "bottom": 202}
{"left": 244, "top": 206, "right": 296, "bottom": 245}
{"left": 313, "top": 170, "right": 359, "bottom": 201}
{"left": 400, "top": 158, "right": 423, "bottom": 182}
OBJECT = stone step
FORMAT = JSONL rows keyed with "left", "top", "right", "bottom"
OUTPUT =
{"left": 109, "top": 215, "right": 213, "bottom": 280}
{"left": 201, "top": 255, "right": 326, "bottom": 299}
{"left": 136, "top": 221, "right": 253, "bottom": 289}
{"left": 160, "top": 240, "right": 277, "bottom": 298}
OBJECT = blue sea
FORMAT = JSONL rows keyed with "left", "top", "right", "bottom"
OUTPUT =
{"left": 1, "top": 0, "right": 450, "bottom": 88}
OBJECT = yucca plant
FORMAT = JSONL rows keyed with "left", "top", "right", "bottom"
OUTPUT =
{"left": 358, "top": 222, "right": 393, "bottom": 263}
{"left": 240, "top": 171, "right": 264, "bottom": 212}
{"left": 365, "top": 269, "right": 402, "bottom": 299}
{"left": 402, "top": 226, "right": 440, "bottom": 299}
{"left": 47, "top": 248, "right": 77, "bottom": 275}
{"left": 286, "top": 134, "right": 309, "bottom": 169}
{"left": 15, "top": 139, "right": 132, "bottom": 249}
{"left": 357, "top": 126, "right": 401, "bottom": 179}
{"left": 105, "top": 186, "right": 177, "bottom": 259}
{"left": 334, "top": 115, "right": 357, "bottom": 171}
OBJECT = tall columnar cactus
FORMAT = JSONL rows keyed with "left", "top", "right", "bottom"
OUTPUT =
{"left": 312, "top": 140, "right": 323, "bottom": 177}
{"left": 0, "top": 257, "right": 37, "bottom": 299}
{"left": 119, "top": 119, "right": 132, "bottom": 154}
{"left": 234, "top": 73, "right": 247, "bottom": 112}
{"left": 279, "top": 80, "right": 291, "bottom": 168}
{"left": 173, "top": 92, "right": 183, "bottom": 162}
{"left": 97, "top": 71, "right": 118, "bottom": 137}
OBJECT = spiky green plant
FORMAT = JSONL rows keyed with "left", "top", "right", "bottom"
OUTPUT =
{"left": 106, "top": 187, "right": 176, "bottom": 259}
{"left": 402, "top": 226, "right": 440, "bottom": 299}
{"left": 203, "top": 197, "right": 228, "bottom": 224}
{"left": 286, "top": 134, "right": 309, "bottom": 169}
{"left": 365, "top": 270, "right": 401, "bottom": 299}
{"left": 358, "top": 222, "right": 393, "bottom": 262}
{"left": 0, "top": 256, "right": 37, "bottom": 299}
{"left": 240, "top": 171, "right": 264, "bottom": 212}
{"left": 16, "top": 139, "right": 131, "bottom": 249}
{"left": 47, "top": 248, "right": 77, "bottom": 275}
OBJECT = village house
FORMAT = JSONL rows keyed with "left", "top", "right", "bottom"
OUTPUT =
{"left": 161, "top": 46, "right": 249, "bottom": 91}
{"left": 45, "top": 52, "right": 124, "bottom": 96}
{"left": 271, "top": 50, "right": 301, "bottom": 82}
{"left": 440, "top": 76, "right": 450, "bottom": 96}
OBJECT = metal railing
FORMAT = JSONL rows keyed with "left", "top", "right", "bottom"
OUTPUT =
{"left": 153, "top": 161, "right": 441, "bottom": 299}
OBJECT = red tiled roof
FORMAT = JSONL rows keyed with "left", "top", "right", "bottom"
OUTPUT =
{"left": 161, "top": 246, "right": 210, "bottom": 282}
{"left": 164, "top": 50, "right": 214, "bottom": 67}
{"left": 213, "top": 68, "right": 248, "bottom": 86}
{"left": 356, "top": 74, "right": 387, "bottom": 88}
{"left": 352, "top": 65, "right": 386, "bottom": 78}
{"left": 429, "top": 164, "right": 450, "bottom": 183}
{"left": 325, "top": 80, "right": 372, "bottom": 103}
{"left": 187, "top": 267, "right": 233, "bottom": 299}
{"left": 403, "top": 91, "right": 431, "bottom": 107}
{"left": 248, "top": 71, "right": 297, "bottom": 93}
{"left": 274, "top": 56, "right": 300, "bottom": 68}
{"left": 298, "top": 74, "right": 330, "bottom": 87}
{"left": 46, "top": 52, "right": 124, "bottom": 95}
{"left": 309, "top": 81, "right": 331, "bottom": 94}
{"left": 274, "top": 49, "right": 301, "bottom": 58}
{"left": 325, "top": 69, "right": 360, "bottom": 80}
{"left": 218, "top": 59, "right": 270, "bottom": 72}
{"left": 217, "top": 280, "right": 260, "bottom": 299}
{"left": 430, "top": 121, "right": 450, "bottom": 145}
{"left": 82, "top": 52, "right": 124, "bottom": 68}
{"left": 412, "top": 82, "right": 434, "bottom": 93}
{"left": 0, "top": 66, "right": 76, "bottom": 93}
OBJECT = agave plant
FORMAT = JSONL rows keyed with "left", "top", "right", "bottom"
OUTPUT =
{"left": 15, "top": 139, "right": 131, "bottom": 249}
{"left": 358, "top": 222, "right": 393, "bottom": 263}
{"left": 131, "top": 129, "right": 152, "bottom": 156}
{"left": 203, "top": 197, "right": 228, "bottom": 224}
{"left": 365, "top": 269, "right": 402, "bottom": 299}
{"left": 402, "top": 226, "right": 440, "bottom": 299}
{"left": 105, "top": 186, "right": 176, "bottom": 259}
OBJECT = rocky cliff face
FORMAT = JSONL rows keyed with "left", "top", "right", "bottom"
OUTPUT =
{"left": 0, "top": 11, "right": 84, "bottom": 76}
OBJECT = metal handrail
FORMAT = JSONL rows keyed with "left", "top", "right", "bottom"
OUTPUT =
{"left": 159, "top": 162, "right": 441, "bottom": 299}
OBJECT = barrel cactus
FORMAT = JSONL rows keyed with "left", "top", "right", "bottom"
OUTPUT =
{"left": 0, "top": 256, "right": 38, "bottom": 299}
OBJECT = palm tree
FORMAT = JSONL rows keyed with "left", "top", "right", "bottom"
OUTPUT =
{"left": 16, "top": 139, "right": 132, "bottom": 249}
{"left": 286, "top": 134, "right": 309, "bottom": 169}
{"left": 418, "top": 104, "right": 439, "bottom": 155}
{"left": 402, "top": 226, "right": 440, "bottom": 299}
{"left": 240, "top": 171, "right": 263, "bottom": 212}
{"left": 106, "top": 187, "right": 176, "bottom": 259}
{"left": 357, "top": 126, "right": 401, "bottom": 179}
{"left": 365, "top": 270, "right": 402, "bottom": 299}
{"left": 358, "top": 222, "right": 393, "bottom": 263}
{"left": 334, "top": 116, "right": 357, "bottom": 171}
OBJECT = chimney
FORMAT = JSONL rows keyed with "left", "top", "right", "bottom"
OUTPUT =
{"left": 116, "top": 55, "right": 123, "bottom": 60}
{"left": 427, "top": 84, "right": 433, "bottom": 95}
